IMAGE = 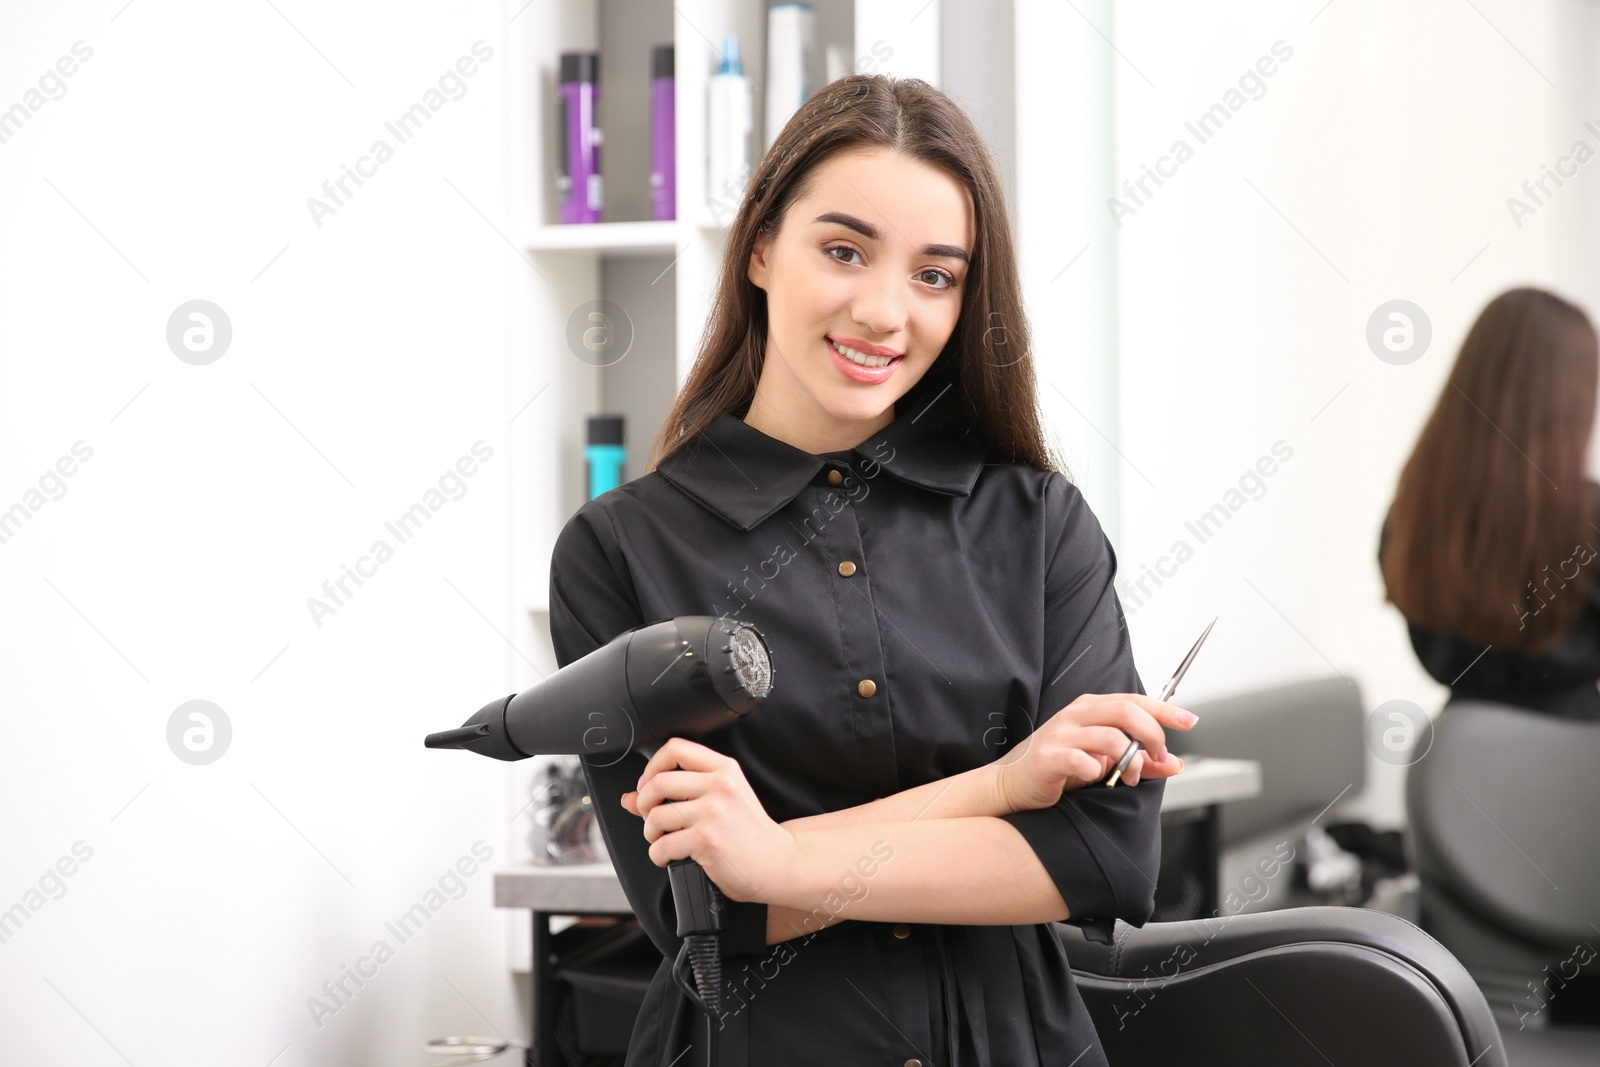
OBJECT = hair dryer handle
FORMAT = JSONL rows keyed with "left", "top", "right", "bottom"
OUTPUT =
{"left": 667, "top": 858, "right": 725, "bottom": 938}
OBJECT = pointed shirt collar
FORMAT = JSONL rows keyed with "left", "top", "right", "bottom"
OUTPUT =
{"left": 657, "top": 407, "right": 986, "bottom": 532}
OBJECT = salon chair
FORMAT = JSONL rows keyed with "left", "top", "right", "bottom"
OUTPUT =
{"left": 1057, "top": 905, "right": 1507, "bottom": 1066}
{"left": 1406, "top": 700, "right": 1600, "bottom": 1056}
{"left": 1172, "top": 675, "right": 1367, "bottom": 915}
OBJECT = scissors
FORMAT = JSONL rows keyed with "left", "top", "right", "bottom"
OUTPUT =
{"left": 1105, "top": 616, "right": 1216, "bottom": 787}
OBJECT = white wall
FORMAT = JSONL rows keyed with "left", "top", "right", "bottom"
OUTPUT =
{"left": 0, "top": 2, "right": 527, "bottom": 1064}
{"left": 1014, "top": 0, "right": 1123, "bottom": 540}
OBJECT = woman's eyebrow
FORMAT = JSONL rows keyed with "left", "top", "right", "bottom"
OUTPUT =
{"left": 812, "top": 210, "right": 969, "bottom": 263}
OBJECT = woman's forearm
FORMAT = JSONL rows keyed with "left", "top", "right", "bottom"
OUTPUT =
{"left": 779, "top": 764, "right": 1010, "bottom": 835}
{"left": 760, "top": 765, "right": 1021, "bottom": 945}
{"left": 768, "top": 817, "right": 1070, "bottom": 927}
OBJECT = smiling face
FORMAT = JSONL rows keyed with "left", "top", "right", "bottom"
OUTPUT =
{"left": 743, "top": 145, "right": 975, "bottom": 454}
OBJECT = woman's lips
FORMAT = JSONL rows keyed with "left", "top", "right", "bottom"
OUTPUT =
{"left": 827, "top": 337, "right": 904, "bottom": 384}
{"left": 828, "top": 334, "right": 903, "bottom": 358}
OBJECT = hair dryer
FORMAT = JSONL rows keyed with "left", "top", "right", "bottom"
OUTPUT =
{"left": 424, "top": 615, "right": 775, "bottom": 1046}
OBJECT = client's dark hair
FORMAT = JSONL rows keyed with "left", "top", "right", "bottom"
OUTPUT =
{"left": 1381, "top": 286, "right": 1600, "bottom": 652}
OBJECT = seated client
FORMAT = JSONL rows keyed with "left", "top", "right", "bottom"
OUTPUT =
{"left": 1379, "top": 286, "right": 1600, "bottom": 720}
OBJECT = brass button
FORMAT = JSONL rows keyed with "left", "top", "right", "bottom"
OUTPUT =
{"left": 827, "top": 469, "right": 843, "bottom": 486}
{"left": 858, "top": 679, "right": 877, "bottom": 698}
{"left": 905, "top": 1060, "right": 923, "bottom": 1067}
{"left": 893, "top": 923, "right": 911, "bottom": 939}
{"left": 837, "top": 560, "right": 857, "bottom": 577}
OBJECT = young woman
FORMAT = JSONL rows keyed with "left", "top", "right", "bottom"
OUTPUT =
{"left": 1380, "top": 286, "right": 1600, "bottom": 719}
{"left": 548, "top": 74, "right": 1193, "bottom": 1067}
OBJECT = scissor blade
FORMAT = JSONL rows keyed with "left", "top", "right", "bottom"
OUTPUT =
{"left": 1159, "top": 615, "right": 1217, "bottom": 701}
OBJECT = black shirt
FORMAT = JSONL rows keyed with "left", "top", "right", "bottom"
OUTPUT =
{"left": 1378, "top": 503, "right": 1600, "bottom": 720}
{"left": 547, "top": 403, "right": 1164, "bottom": 1067}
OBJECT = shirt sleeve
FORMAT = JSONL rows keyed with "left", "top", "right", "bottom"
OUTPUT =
{"left": 997, "top": 472, "right": 1165, "bottom": 933}
{"left": 547, "top": 502, "right": 771, "bottom": 960}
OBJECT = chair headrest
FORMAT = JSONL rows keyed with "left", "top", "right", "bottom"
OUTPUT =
{"left": 1180, "top": 675, "right": 1364, "bottom": 844}
{"left": 1406, "top": 699, "right": 1600, "bottom": 944}
{"left": 1057, "top": 906, "right": 1506, "bottom": 1067}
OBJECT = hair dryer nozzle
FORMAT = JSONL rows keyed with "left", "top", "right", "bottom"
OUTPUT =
{"left": 422, "top": 694, "right": 526, "bottom": 761}
{"left": 424, "top": 723, "right": 491, "bottom": 749}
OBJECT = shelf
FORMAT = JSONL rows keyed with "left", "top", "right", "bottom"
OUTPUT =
{"left": 526, "top": 219, "right": 684, "bottom": 257}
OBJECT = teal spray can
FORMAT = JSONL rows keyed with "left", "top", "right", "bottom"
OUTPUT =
{"left": 586, "top": 416, "right": 626, "bottom": 498}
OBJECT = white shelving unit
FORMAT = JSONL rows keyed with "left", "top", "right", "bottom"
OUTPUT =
{"left": 505, "top": 0, "right": 941, "bottom": 623}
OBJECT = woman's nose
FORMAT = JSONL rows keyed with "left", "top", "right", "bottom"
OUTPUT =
{"left": 852, "top": 271, "right": 907, "bottom": 337}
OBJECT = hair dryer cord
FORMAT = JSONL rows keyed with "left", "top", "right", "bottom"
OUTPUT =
{"left": 671, "top": 935, "right": 723, "bottom": 1067}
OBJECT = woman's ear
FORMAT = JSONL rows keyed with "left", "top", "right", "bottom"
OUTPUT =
{"left": 747, "top": 229, "right": 772, "bottom": 292}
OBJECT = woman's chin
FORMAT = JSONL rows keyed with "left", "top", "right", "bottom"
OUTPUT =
{"left": 813, "top": 376, "right": 921, "bottom": 423}
{"left": 817, "top": 393, "right": 899, "bottom": 427}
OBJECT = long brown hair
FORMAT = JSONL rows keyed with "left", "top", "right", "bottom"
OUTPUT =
{"left": 1381, "top": 287, "right": 1600, "bottom": 653}
{"left": 646, "top": 74, "right": 1063, "bottom": 476}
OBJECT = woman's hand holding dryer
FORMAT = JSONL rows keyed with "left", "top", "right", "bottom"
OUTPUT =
{"left": 620, "top": 737, "right": 797, "bottom": 904}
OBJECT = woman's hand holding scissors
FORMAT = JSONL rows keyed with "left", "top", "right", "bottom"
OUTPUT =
{"left": 992, "top": 618, "right": 1215, "bottom": 810}
{"left": 990, "top": 693, "right": 1196, "bottom": 810}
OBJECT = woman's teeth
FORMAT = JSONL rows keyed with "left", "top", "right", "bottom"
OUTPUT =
{"left": 831, "top": 339, "right": 899, "bottom": 368}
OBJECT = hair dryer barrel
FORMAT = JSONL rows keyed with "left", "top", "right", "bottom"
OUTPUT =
{"left": 423, "top": 615, "right": 774, "bottom": 761}
{"left": 508, "top": 629, "right": 635, "bottom": 758}
{"left": 618, "top": 615, "right": 773, "bottom": 753}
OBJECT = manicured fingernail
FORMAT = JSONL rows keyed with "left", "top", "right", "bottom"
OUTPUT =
{"left": 1177, "top": 711, "right": 1199, "bottom": 726}
{"left": 1178, "top": 757, "right": 1186, "bottom": 771}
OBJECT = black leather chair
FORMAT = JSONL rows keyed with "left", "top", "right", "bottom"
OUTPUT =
{"left": 1057, "top": 906, "right": 1507, "bottom": 1066}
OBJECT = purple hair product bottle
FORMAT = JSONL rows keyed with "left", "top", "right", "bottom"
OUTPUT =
{"left": 650, "top": 44, "right": 675, "bottom": 221}
{"left": 556, "top": 52, "right": 601, "bottom": 224}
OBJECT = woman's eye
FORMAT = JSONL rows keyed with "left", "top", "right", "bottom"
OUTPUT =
{"left": 825, "top": 245, "right": 955, "bottom": 291}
